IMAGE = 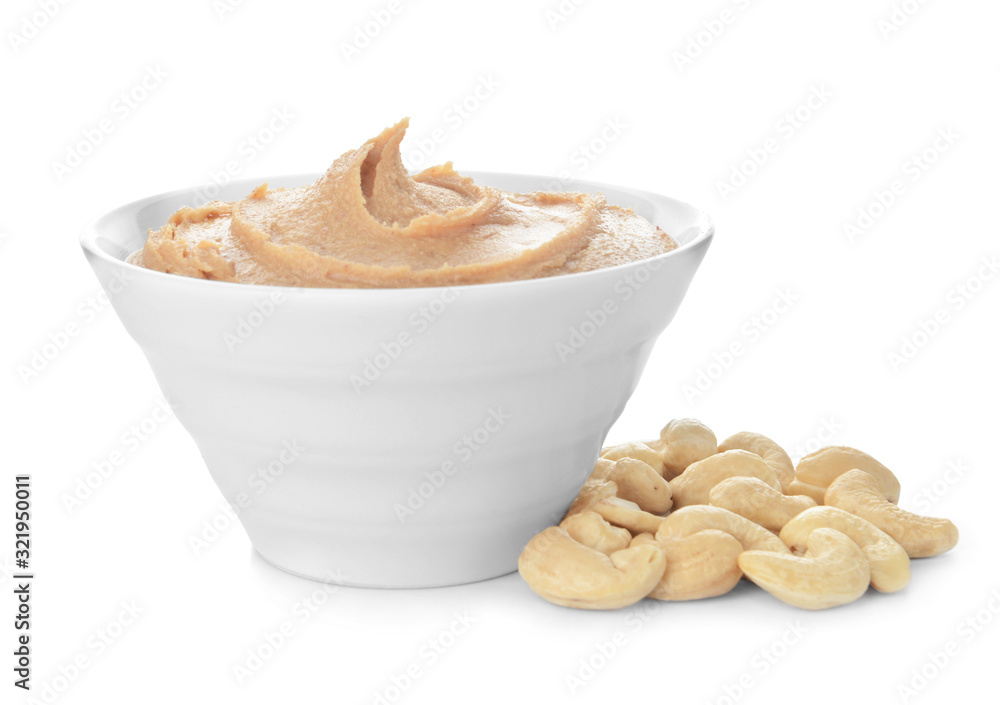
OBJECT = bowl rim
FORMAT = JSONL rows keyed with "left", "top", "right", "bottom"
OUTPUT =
{"left": 79, "top": 171, "right": 714, "bottom": 297}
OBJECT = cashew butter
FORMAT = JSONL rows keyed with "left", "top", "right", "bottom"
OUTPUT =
{"left": 130, "top": 119, "right": 678, "bottom": 288}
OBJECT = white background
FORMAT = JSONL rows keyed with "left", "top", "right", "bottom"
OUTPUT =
{"left": 2, "top": 0, "right": 998, "bottom": 703}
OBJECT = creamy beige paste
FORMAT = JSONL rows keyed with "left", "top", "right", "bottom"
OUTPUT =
{"left": 130, "top": 119, "right": 678, "bottom": 288}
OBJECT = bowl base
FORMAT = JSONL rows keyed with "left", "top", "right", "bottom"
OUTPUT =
{"left": 253, "top": 546, "right": 518, "bottom": 589}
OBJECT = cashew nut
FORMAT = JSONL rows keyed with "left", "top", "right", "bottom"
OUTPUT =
{"left": 587, "top": 458, "right": 617, "bottom": 482}
{"left": 601, "top": 441, "right": 666, "bottom": 477}
{"left": 795, "top": 446, "right": 901, "bottom": 504}
{"left": 656, "top": 505, "right": 790, "bottom": 554}
{"left": 560, "top": 511, "right": 632, "bottom": 555}
{"left": 718, "top": 431, "right": 795, "bottom": 491}
{"left": 601, "top": 458, "right": 673, "bottom": 514}
{"left": 669, "top": 450, "right": 781, "bottom": 508}
{"left": 825, "top": 470, "right": 959, "bottom": 558}
{"left": 565, "top": 479, "right": 618, "bottom": 517}
{"left": 593, "top": 497, "right": 666, "bottom": 535}
{"left": 659, "top": 418, "right": 718, "bottom": 479}
{"left": 637, "top": 530, "right": 744, "bottom": 601}
{"left": 709, "top": 476, "right": 816, "bottom": 532}
{"left": 780, "top": 506, "right": 910, "bottom": 592}
{"left": 532, "top": 418, "right": 956, "bottom": 612}
{"left": 518, "top": 527, "right": 666, "bottom": 610}
{"left": 739, "top": 528, "right": 871, "bottom": 609}
{"left": 630, "top": 532, "right": 657, "bottom": 546}
{"left": 643, "top": 438, "right": 665, "bottom": 452}
{"left": 786, "top": 479, "right": 828, "bottom": 505}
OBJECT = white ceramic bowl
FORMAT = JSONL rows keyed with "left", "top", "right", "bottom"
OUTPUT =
{"left": 80, "top": 172, "right": 713, "bottom": 588}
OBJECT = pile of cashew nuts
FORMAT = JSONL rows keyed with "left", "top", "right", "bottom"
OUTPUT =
{"left": 518, "top": 419, "right": 959, "bottom": 610}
